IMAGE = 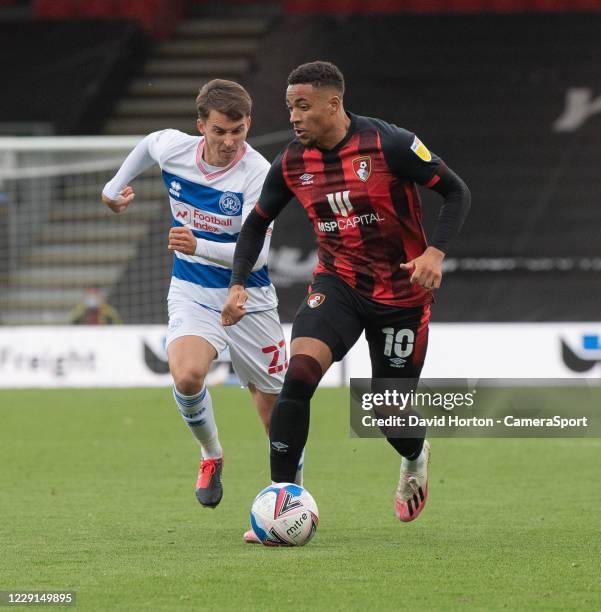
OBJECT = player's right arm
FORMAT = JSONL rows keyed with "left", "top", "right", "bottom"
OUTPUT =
{"left": 221, "top": 151, "right": 293, "bottom": 326}
{"left": 101, "top": 130, "right": 174, "bottom": 213}
{"left": 102, "top": 185, "right": 135, "bottom": 214}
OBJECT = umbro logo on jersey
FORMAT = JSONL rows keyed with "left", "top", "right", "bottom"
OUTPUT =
{"left": 299, "top": 173, "right": 314, "bottom": 185}
{"left": 169, "top": 180, "right": 182, "bottom": 197}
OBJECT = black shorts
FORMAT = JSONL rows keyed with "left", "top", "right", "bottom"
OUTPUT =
{"left": 291, "top": 273, "right": 430, "bottom": 377}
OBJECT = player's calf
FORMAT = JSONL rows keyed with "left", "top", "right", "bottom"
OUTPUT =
{"left": 269, "top": 354, "right": 322, "bottom": 483}
{"left": 172, "top": 385, "right": 224, "bottom": 506}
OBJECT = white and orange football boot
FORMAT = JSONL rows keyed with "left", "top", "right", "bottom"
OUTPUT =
{"left": 395, "top": 440, "right": 430, "bottom": 522}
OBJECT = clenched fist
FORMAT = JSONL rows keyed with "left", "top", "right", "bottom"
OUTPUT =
{"left": 168, "top": 227, "right": 197, "bottom": 255}
{"left": 102, "top": 185, "right": 135, "bottom": 214}
{"left": 399, "top": 246, "right": 445, "bottom": 290}
{"left": 221, "top": 285, "right": 248, "bottom": 326}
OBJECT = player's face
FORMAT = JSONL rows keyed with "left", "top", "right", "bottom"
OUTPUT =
{"left": 197, "top": 110, "right": 250, "bottom": 167}
{"left": 286, "top": 84, "right": 340, "bottom": 148}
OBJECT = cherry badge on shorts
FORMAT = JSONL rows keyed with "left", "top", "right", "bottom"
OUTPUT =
{"left": 307, "top": 293, "right": 326, "bottom": 309}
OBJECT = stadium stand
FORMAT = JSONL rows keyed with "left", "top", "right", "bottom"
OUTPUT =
{"left": 32, "top": 0, "right": 186, "bottom": 39}
{"left": 0, "top": 20, "right": 147, "bottom": 135}
{"left": 0, "top": 13, "right": 151, "bottom": 324}
{"left": 0, "top": 3, "right": 276, "bottom": 324}
{"left": 103, "top": 13, "right": 272, "bottom": 135}
{"left": 281, "top": 0, "right": 601, "bottom": 13}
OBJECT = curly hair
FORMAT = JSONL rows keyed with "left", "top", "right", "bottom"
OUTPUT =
{"left": 287, "top": 61, "right": 345, "bottom": 95}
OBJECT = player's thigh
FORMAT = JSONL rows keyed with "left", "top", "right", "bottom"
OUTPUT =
{"left": 225, "top": 308, "right": 287, "bottom": 394}
{"left": 166, "top": 300, "right": 226, "bottom": 385}
{"left": 291, "top": 273, "right": 363, "bottom": 365}
{"left": 290, "top": 336, "right": 333, "bottom": 374}
{"left": 365, "top": 303, "right": 431, "bottom": 379}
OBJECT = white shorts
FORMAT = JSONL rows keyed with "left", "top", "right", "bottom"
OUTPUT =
{"left": 166, "top": 300, "right": 287, "bottom": 394}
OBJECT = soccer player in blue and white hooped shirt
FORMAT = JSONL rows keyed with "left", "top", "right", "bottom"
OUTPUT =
{"left": 102, "top": 80, "right": 302, "bottom": 539}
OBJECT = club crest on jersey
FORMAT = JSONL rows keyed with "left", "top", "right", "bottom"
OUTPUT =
{"left": 218, "top": 191, "right": 242, "bottom": 216}
{"left": 352, "top": 156, "right": 371, "bottom": 182}
{"left": 410, "top": 136, "right": 432, "bottom": 162}
{"left": 307, "top": 293, "right": 326, "bottom": 309}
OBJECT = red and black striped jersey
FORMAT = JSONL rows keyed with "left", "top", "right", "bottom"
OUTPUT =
{"left": 256, "top": 112, "right": 446, "bottom": 306}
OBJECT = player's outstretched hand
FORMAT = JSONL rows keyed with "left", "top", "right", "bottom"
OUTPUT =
{"left": 399, "top": 246, "right": 445, "bottom": 290}
{"left": 168, "top": 227, "right": 197, "bottom": 255}
{"left": 221, "top": 285, "right": 248, "bottom": 326}
{"left": 102, "top": 186, "right": 135, "bottom": 214}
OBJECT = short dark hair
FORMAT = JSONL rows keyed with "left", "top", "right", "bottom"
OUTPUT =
{"left": 196, "top": 79, "right": 252, "bottom": 121}
{"left": 287, "top": 61, "right": 345, "bottom": 95}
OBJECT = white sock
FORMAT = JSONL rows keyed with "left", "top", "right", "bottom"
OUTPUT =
{"left": 173, "top": 385, "right": 222, "bottom": 459}
{"left": 401, "top": 447, "right": 426, "bottom": 471}
{"left": 294, "top": 449, "right": 305, "bottom": 486}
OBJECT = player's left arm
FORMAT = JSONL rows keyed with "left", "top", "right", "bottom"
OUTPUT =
{"left": 399, "top": 162, "right": 471, "bottom": 289}
{"left": 379, "top": 123, "right": 471, "bottom": 289}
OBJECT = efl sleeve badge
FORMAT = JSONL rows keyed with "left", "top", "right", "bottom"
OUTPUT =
{"left": 410, "top": 136, "right": 432, "bottom": 162}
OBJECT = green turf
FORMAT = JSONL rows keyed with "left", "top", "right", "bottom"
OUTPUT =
{"left": 1, "top": 387, "right": 600, "bottom": 611}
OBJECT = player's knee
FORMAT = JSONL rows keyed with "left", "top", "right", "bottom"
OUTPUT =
{"left": 281, "top": 354, "right": 323, "bottom": 402}
{"left": 171, "top": 366, "right": 207, "bottom": 395}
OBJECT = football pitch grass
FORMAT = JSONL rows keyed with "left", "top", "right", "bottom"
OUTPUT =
{"left": 1, "top": 387, "right": 600, "bottom": 611}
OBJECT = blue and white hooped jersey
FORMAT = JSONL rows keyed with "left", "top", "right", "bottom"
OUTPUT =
{"left": 103, "top": 129, "right": 277, "bottom": 313}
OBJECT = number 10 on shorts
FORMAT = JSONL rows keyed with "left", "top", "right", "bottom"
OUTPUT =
{"left": 262, "top": 340, "right": 288, "bottom": 375}
{"left": 382, "top": 327, "right": 415, "bottom": 358}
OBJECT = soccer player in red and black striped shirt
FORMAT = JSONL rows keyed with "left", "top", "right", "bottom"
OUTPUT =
{"left": 223, "top": 61, "right": 470, "bottom": 523}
